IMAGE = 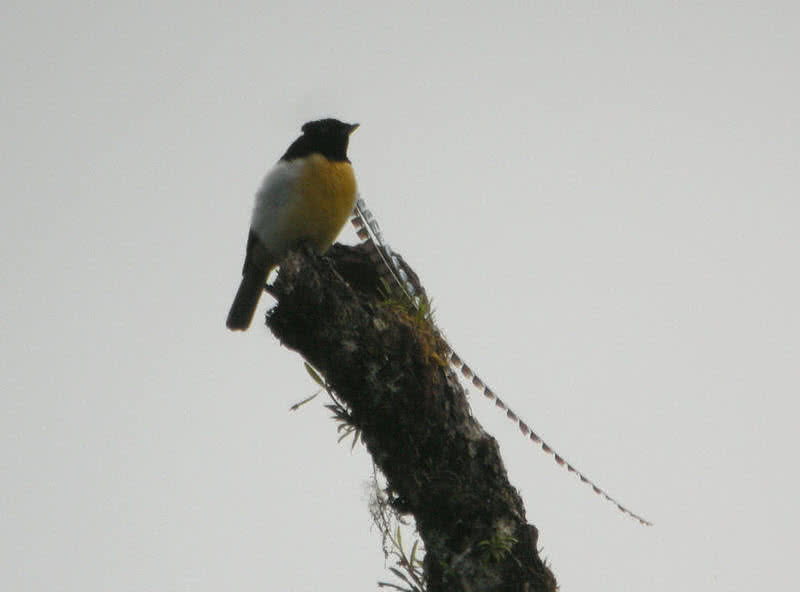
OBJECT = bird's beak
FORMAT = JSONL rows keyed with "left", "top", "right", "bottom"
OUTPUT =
{"left": 348, "top": 123, "right": 360, "bottom": 134}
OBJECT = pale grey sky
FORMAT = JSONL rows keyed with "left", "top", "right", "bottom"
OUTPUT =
{"left": 2, "top": 1, "right": 798, "bottom": 590}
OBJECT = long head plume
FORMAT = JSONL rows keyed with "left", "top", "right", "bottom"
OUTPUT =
{"left": 350, "top": 197, "right": 652, "bottom": 527}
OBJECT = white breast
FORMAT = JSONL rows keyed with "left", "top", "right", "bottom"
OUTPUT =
{"left": 249, "top": 160, "right": 305, "bottom": 255}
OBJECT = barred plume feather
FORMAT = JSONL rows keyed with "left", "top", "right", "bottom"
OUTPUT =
{"left": 350, "top": 198, "right": 652, "bottom": 527}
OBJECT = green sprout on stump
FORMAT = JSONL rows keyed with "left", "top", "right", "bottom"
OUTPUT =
{"left": 477, "top": 531, "right": 518, "bottom": 565}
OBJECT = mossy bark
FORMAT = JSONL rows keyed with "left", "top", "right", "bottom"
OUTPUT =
{"left": 266, "top": 244, "right": 557, "bottom": 592}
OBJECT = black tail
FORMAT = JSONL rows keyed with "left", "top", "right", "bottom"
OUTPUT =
{"left": 226, "top": 267, "right": 269, "bottom": 330}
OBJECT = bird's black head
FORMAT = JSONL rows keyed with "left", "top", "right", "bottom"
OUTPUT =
{"left": 301, "top": 118, "right": 359, "bottom": 136}
{"left": 281, "top": 118, "right": 359, "bottom": 163}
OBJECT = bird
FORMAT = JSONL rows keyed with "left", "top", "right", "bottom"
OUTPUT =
{"left": 226, "top": 118, "right": 360, "bottom": 330}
